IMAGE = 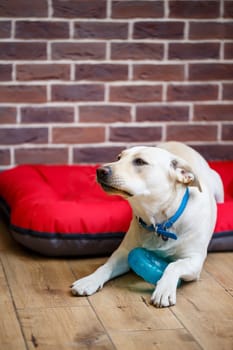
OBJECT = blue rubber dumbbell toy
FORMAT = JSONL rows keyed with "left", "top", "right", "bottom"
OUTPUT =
{"left": 128, "top": 247, "right": 181, "bottom": 286}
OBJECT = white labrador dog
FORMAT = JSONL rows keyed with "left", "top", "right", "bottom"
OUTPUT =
{"left": 71, "top": 142, "right": 224, "bottom": 307}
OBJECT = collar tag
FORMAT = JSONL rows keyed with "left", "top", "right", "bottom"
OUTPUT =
{"left": 155, "top": 223, "right": 177, "bottom": 240}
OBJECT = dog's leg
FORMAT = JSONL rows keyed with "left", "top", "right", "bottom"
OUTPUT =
{"left": 71, "top": 219, "right": 139, "bottom": 296}
{"left": 151, "top": 255, "right": 204, "bottom": 308}
{"left": 71, "top": 247, "right": 130, "bottom": 296}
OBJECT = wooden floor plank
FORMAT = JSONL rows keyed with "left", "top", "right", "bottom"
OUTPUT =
{"left": 0, "top": 261, "right": 26, "bottom": 350}
{"left": 19, "top": 306, "right": 114, "bottom": 350}
{"left": 204, "top": 252, "right": 233, "bottom": 295}
{"left": 1, "top": 249, "right": 88, "bottom": 309}
{"left": 88, "top": 273, "right": 183, "bottom": 332}
{"left": 109, "top": 329, "right": 202, "bottom": 350}
{"left": 173, "top": 269, "right": 233, "bottom": 350}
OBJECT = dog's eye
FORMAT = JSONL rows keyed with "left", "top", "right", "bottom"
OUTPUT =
{"left": 117, "top": 154, "right": 121, "bottom": 161}
{"left": 133, "top": 158, "right": 148, "bottom": 166}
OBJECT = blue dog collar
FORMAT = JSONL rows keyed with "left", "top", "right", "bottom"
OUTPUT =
{"left": 138, "top": 187, "right": 190, "bottom": 241}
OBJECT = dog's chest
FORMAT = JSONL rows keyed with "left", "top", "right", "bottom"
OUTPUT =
{"left": 141, "top": 231, "right": 178, "bottom": 259}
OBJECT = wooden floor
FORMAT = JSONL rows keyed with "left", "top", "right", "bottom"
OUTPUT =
{"left": 0, "top": 218, "right": 233, "bottom": 350}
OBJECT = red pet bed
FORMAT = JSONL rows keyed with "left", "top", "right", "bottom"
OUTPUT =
{"left": 0, "top": 162, "right": 232, "bottom": 256}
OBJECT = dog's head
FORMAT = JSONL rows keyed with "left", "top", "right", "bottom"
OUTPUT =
{"left": 96, "top": 146, "right": 201, "bottom": 201}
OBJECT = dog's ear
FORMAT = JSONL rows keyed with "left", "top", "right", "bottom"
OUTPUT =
{"left": 170, "top": 159, "right": 202, "bottom": 192}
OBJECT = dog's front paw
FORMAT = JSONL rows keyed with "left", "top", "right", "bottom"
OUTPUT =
{"left": 150, "top": 278, "right": 177, "bottom": 308}
{"left": 71, "top": 275, "right": 103, "bottom": 296}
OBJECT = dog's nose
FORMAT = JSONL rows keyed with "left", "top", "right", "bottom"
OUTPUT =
{"left": 96, "top": 166, "right": 112, "bottom": 181}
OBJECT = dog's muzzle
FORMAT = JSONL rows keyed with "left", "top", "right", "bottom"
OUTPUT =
{"left": 96, "top": 166, "right": 132, "bottom": 197}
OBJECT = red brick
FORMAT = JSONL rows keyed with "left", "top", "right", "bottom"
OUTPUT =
{"left": 51, "top": 84, "right": 104, "bottom": 102}
{"left": 0, "top": 64, "right": 12, "bottom": 81}
{"left": 169, "top": 43, "right": 220, "bottom": 60}
{"left": 134, "top": 21, "right": 184, "bottom": 39}
{"left": 0, "top": 0, "right": 47, "bottom": 17}
{"left": 0, "top": 42, "right": 46, "bottom": 60}
{"left": 73, "top": 146, "right": 124, "bottom": 163}
{"left": 16, "top": 64, "right": 70, "bottom": 81}
{"left": 75, "top": 64, "right": 128, "bottom": 81}
{"left": 0, "top": 21, "right": 11, "bottom": 38}
{"left": 79, "top": 105, "right": 131, "bottom": 123}
{"left": 166, "top": 124, "right": 217, "bottom": 142}
{"left": 15, "top": 148, "right": 69, "bottom": 164}
{"left": 0, "top": 85, "right": 46, "bottom": 103}
{"left": 52, "top": 42, "right": 105, "bottom": 60}
{"left": 21, "top": 107, "right": 74, "bottom": 123}
{"left": 53, "top": 0, "right": 106, "bottom": 18}
{"left": 224, "top": 43, "right": 233, "bottom": 59}
{"left": 52, "top": 127, "right": 105, "bottom": 144}
{"left": 74, "top": 22, "right": 128, "bottom": 40}
{"left": 189, "top": 63, "right": 233, "bottom": 81}
{"left": 0, "top": 149, "right": 10, "bottom": 166}
{"left": 193, "top": 145, "right": 233, "bottom": 161}
{"left": 223, "top": 84, "right": 233, "bottom": 100}
{"left": 169, "top": 1, "right": 220, "bottom": 18}
{"left": 224, "top": 1, "right": 233, "bottom": 18}
{"left": 222, "top": 124, "right": 233, "bottom": 141}
{"left": 0, "top": 128, "right": 48, "bottom": 145}
{"left": 167, "top": 84, "right": 218, "bottom": 101}
{"left": 111, "top": 43, "right": 163, "bottom": 60}
{"left": 189, "top": 22, "right": 233, "bottom": 39}
{"left": 110, "top": 85, "right": 162, "bottom": 102}
{"left": 110, "top": 126, "right": 162, "bottom": 142}
{"left": 133, "top": 64, "right": 184, "bottom": 81}
{"left": 0, "top": 107, "right": 16, "bottom": 123}
{"left": 136, "top": 106, "right": 189, "bottom": 122}
{"left": 112, "top": 1, "right": 164, "bottom": 18}
{"left": 15, "top": 21, "right": 69, "bottom": 39}
{"left": 194, "top": 104, "right": 233, "bottom": 121}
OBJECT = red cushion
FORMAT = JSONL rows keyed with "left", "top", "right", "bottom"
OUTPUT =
{"left": 0, "top": 165, "right": 132, "bottom": 256}
{"left": 208, "top": 161, "right": 233, "bottom": 252}
{"left": 0, "top": 162, "right": 232, "bottom": 255}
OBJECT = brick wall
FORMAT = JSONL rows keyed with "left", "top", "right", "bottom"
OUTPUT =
{"left": 0, "top": 0, "right": 232, "bottom": 170}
